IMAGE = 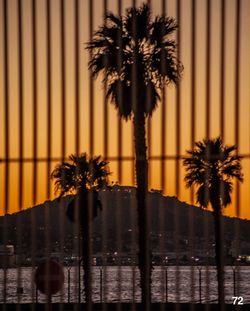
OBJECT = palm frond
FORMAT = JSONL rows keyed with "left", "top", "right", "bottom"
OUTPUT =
{"left": 219, "top": 180, "right": 233, "bottom": 207}
{"left": 143, "top": 81, "right": 160, "bottom": 115}
{"left": 196, "top": 184, "right": 210, "bottom": 208}
{"left": 125, "top": 4, "right": 151, "bottom": 41}
{"left": 151, "top": 48, "right": 182, "bottom": 84}
{"left": 222, "top": 145, "right": 236, "bottom": 159}
{"left": 184, "top": 170, "right": 207, "bottom": 188}
{"left": 221, "top": 163, "right": 243, "bottom": 181}
{"left": 86, "top": 37, "right": 110, "bottom": 50}
{"left": 107, "top": 79, "right": 132, "bottom": 119}
{"left": 105, "top": 12, "right": 122, "bottom": 28}
{"left": 150, "top": 16, "right": 178, "bottom": 46}
{"left": 51, "top": 162, "right": 76, "bottom": 196}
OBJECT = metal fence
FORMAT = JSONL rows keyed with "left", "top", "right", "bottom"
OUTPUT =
{"left": 0, "top": 0, "right": 250, "bottom": 310}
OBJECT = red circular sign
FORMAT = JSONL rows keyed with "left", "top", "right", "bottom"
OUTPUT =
{"left": 34, "top": 260, "right": 64, "bottom": 295}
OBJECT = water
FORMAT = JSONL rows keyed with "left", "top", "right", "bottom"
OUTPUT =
{"left": 0, "top": 266, "right": 249, "bottom": 304}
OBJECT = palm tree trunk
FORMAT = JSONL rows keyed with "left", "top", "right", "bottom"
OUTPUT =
{"left": 80, "top": 191, "right": 93, "bottom": 310}
{"left": 82, "top": 232, "right": 92, "bottom": 309}
{"left": 213, "top": 206, "right": 225, "bottom": 309}
{"left": 133, "top": 111, "right": 151, "bottom": 309}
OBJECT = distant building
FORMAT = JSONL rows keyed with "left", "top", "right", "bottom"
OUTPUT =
{"left": 109, "top": 185, "right": 136, "bottom": 193}
{"left": 0, "top": 245, "right": 16, "bottom": 267}
{"left": 230, "top": 240, "right": 250, "bottom": 258}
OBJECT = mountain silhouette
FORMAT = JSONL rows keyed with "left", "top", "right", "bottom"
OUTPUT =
{"left": 0, "top": 186, "right": 249, "bottom": 254}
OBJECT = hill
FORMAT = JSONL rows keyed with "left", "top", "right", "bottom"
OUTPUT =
{"left": 0, "top": 186, "right": 249, "bottom": 256}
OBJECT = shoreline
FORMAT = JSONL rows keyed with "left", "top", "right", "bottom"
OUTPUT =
{"left": 1, "top": 264, "right": 250, "bottom": 269}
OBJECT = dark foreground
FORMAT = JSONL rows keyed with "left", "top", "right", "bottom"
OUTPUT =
{"left": 0, "top": 304, "right": 248, "bottom": 311}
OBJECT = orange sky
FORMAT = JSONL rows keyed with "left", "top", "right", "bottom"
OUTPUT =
{"left": 0, "top": 0, "right": 250, "bottom": 219}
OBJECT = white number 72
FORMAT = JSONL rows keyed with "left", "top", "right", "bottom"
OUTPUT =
{"left": 232, "top": 296, "right": 243, "bottom": 305}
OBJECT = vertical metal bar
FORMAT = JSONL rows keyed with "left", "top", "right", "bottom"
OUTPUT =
{"left": 147, "top": 0, "right": 152, "bottom": 192}
{"left": 218, "top": 2, "right": 227, "bottom": 307}
{"left": 32, "top": 0, "right": 38, "bottom": 217}
{"left": 3, "top": 0, "right": 9, "bottom": 305}
{"left": 220, "top": 0, "right": 225, "bottom": 140}
{"left": 89, "top": 0, "right": 94, "bottom": 157}
{"left": 204, "top": 0, "right": 211, "bottom": 306}
{"left": 233, "top": 267, "right": 236, "bottom": 297}
{"left": 132, "top": 266, "right": 136, "bottom": 305}
{"left": 191, "top": 0, "right": 196, "bottom": 151}
{"left": 117, "top": 0, "right": 123, "bottom": 184}
{"left": 17, "top": 0, "right": 24, "bottom": 304}
{"left": 45, "top": 0, "right": 52, "bottom": 307}
{"left": 60, "top": 0, "right": 66, "bottom": 306}
{"left": 145, "top": 2, "right": 152, "bottom": 306}
{"left": 235, "top": 0, "right": 241, "bottom": 218}
{"left": 100, "top": 268, "right": 103, "bottom": 303}
{"left": 175, "top": 0, "right": 181, "bottom": 210}
{"left": 77, "top": 210, "right": 81, "bottom": 305}
{"left": 74, "top": 0, "right": 81, "bottom": 307}
{"left": 75, "top": 0, "right": 80, "bottom": 156}
{"left": 131, "top": 0, "right": 135, "bottom": 192}
{"left": 165, "top": 268, "right": 168, "bottom": 303}
{"left": 87, "top": 1, "right": 94, "bottom": 310}
{"left": 61, "top": 0, "right": 66, "bottom": 161}
{"left": 31, "top": 0, "right": 38, "bottom": 306}
{"left": 174, "top": 0, "right": 181, "bottom": 306}
{"left": 46, "top": 0, "right": 52, "bottom": 199}
{"left": 160, "top": 0, "right": 166, "bottom": 195}
{"left": 219, "top": 1, "right": 226, "bottom": 288}
{"left": 160, "top": 2, "right": 167, "bottom": 310}
{"left": 68, "top": 268, "right": 70, "bottom": 303}
{"left": 116, "top": 1, "right": 123, "bottom": 308}
{"left": 17, "top": 0, "right": 24, "bottom": 211}
{"left": 46, "top": 0, "right": 52, "bottom": 234}
{"left": 189, "top": 0, "right": 196, "bottom": 306}
{"left": 234, "top": 2, "right": 241, "bottom": 299}
{"left": 103, "top": 0, "right": 109, "bottom": 162}
{"left": 131, "top": 132, "right": 135, "bottom": 186}
{"left": 199, "top": 268, "right": 202, "bottom": 303}
{"left": 205, "top": 0, "right": 211, "bottom": 139}
{"left": 131, "top": 214, "right": 137, "bottom": 310}
{"left": 131, "top": 0, "right": 137, "bottom": 307}
{"left": 102, "top": 1, "right": 108, "bottom": 309}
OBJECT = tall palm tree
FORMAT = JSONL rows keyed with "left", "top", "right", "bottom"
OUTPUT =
{"left": 87, "top": 4, "right": 182, "bottom": 306}
{"left": 51, "top": 153, "right": 110, "bottom": 306}
{"left": 183, "top": 138, "right": 243, "bottom": 306}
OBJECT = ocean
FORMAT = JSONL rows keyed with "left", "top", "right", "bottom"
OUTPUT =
{"left": 0, "top": 266, "right": 249, "bottom": 304}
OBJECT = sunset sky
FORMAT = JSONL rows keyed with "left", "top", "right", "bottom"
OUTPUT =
{"left": 0, "top": 0, "right": 250, "bottom": 219}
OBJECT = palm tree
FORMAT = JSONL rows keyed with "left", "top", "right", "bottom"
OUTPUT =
{"left": 87, "top": 3, "right": 182, "bottom": 306}
{"left": 183, "top": 138, "right": 243, "bottom": 306}
{"left": 51, "top": 153, "right": 110, "bottom": 306}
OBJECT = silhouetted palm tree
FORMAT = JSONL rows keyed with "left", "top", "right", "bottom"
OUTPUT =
{"left": 51, "top": 153, "right": 110, "bottom": 306}
{"left": 183, "top": 138, "right": 243, "bottom": 306}
{"left": 87, "top": 4, "right": 182, "bottom": 306}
